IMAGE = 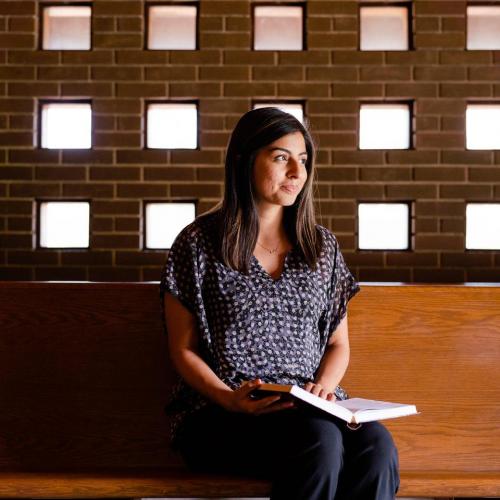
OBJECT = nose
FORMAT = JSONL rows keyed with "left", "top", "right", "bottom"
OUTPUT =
{"left": 287, "top": 157, "right": 304, "bottom": 178}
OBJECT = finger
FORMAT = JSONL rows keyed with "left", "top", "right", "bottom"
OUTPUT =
{"left": 241, "top": 378, "right": 262, "bottom": 395}
{"left": 303, "top": 382, "right": 314, "bottom": 392}
{"left": 257, "top": 400, "right": 294, "bottom": 415}
{"left": 311, "top": 385, "right": 323, "bottom": 397}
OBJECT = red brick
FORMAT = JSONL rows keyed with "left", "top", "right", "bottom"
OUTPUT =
{"left": 170, "top": 82, "right": 220, "bottom": 97}
{"left": 202, "top": 65, "right": 250, "bottom": 81}
{"left": 94, "top": 1, "right": 142, "bottom": 16}
{"left": 8, "top": 250, "right": 58, "bottom": 265}
{"left": 93, "top": 200, "right": 140, "bottom": 215}
{"left": 415, "top": 1, "right": 466, "bottom": 15}
{"left": 224, "top": 50, "right": 275, "bottom": 65}
{"left": 360, "top": 167, "right": 412, "bottom": 182}
{"left": 0, "top": 33, "right": 34, "bottom": 48}
{"left": 201, "top": 32, "right": 250, "bottom": 49}
{"left": 469, "top": 168, "right": 500, "bottom": 182}
{"left": 415, "top": 33, "right": 465, "bottom": 49}
{"left": 94, "top": 33, "right": 142, "bottom": 48}
{"left": 118, "top": 83, "right": 166, "bottom": 98}
{"left": 145, "top": 66, "right": 195, "bottom": 81}
{"left": 61, "top": 251, "right": 113, "bottom": 265}
{"left": 309, "top": 33, "right": 357, "bottom": 49}
{"left": 332, "top": 83, "right": 383, "bottom": 98}
{"left": 61, "top": 82, "right": 113, "bottom": 97}
{"left": 117, "top": 183, "right": 167, "bottom": 198}
{"left": 170, "top": 183, "right": 222, "bottom": 198}
{"left": 0, "top": 66, "right": 35, "bottom": 79}
{"left": 441, "top": 151, "right": 492, "bottom": 165}
{"left": 90, "top": 166, "right": 140, "bottom": 181}
{"left": 0, "top": 167, "right": 33, "bottom": 180}
{"left": 440, "top": 184, "right": 491, "bottom": 199}
{"left": 9, "top": 182, "right": 60, "bottom": 197}
{"left": 386, "top": 83, "right": 437, "bottom": 98}
{"left": 360, "top": 66, "right": 411, "bottom": 81}
{"left": 93, "top": 132, "right": 141, "bottom": 148}
{"left": 92, "top": 67, "right": 143, "bottom": 80}
{"left": 307, "top": 66, "right": 358, "bottom": 81}
{"left": 279, "top": 51, "right": 330, "bottom": 66}
{"left": 38, "top": 66, "right": 89, "bottom": 80}
{"left": 115, "top": 251, "right": 165, "bottom": 266}
{"left": 440, "top": 83, "right": 491, "bottom": 98}
{"left": 414, "top": 167, "right": 466, "bottom": 181}
{"left": 61, "top": 183, "right": 113, "bottom": 197}
{"left": 0, "top": 2, "right": 35, "bottom": 15}
{"left": 35, "top": 167, "right": 86, "bottom": 181}
{"left": 278, "top": 82, "right": 329, "bottom": 97}
{"left": 386, "top": 184, "right": 438, "bottom": 199}
{"left": 144, "top": 166, "right": 196, "bottom": 181}
{"left": 414, "top": 66, "right": 466, "bottom": 81}
{"left": 8, "top": 82, "right": 58, "bottom": 97}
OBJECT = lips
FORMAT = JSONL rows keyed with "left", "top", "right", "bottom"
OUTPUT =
{"left": 281, "top": 184, "right": 300, "bottom": 194}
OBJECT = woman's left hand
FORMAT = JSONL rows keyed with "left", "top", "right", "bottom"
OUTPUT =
{"left": 303, "top": 382, "right": 337, "bottom": 401}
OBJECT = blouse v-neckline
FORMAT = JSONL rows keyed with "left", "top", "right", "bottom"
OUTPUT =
{"left": 251, "top": 248, "right": 294, "bottom": 283}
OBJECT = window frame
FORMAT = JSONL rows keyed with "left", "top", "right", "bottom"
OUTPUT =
{"left": 39, "top": 2, "right": 93, "bottom": 51}
{"left": 144, "top": 99, "right": 200, "bottom": 150}
{"left": 36, "top": 198, "right": 92, "bottom": 250}
{"left": 358, "top": 2, "right": 413, "bottom": 51}
{"left": 251, "top": 1, "right": 307, "bottom": 51}
{"left": 356, "top": 200, "right": 414, "bottom": 252}
{"left": 142, "top": 198, "right": 198, "bottom": 251}
{"left": 38, "top": 99, "right": 93, "bottom": 150}
{"left": 144, "top": 1, "right": 200, "bottom": 51}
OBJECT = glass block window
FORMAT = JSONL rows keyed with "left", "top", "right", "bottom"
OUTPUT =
{"left": 147, "top": 103, "right": 198, "bottom": 149}
{"left": 358, "top": 203, "right": 410, "bottom": 250}
{"left": 145, "top": 202, "right": 196, "bottom": 249}
{"left": 359, "top": 103, "right": 411, "bottom": 150}
{"left": 147, "top": 4, "right": 197, "bottom": 50}
{"left": 360, "top": 5, "right": 409, "bottom": 51}
{"left": 39, "top": 201, "right": 90, "bottom": 249}
{"left": 466, "top": 204, "right": 500, "bottom": 250}
{"left": 466, "top": 104, "right": 500, "bottom": 150}
{"left": 467, "top": 5, "right": 500, "bottom": 50}
{"left": 42, "top": 5, "right": 91, "bottom": 50}
{"left": 254, "top": 5, "right": 303, "bottom": 50}
{"left": 41, "top": 102, "right": 92, "bottom": 149}
{"left": 253, "top": 103, "right": 304, "bottom": 123}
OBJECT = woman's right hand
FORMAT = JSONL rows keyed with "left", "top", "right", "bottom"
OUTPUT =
{"left": 221, "top": 378, "right": 295, "bottom": 415}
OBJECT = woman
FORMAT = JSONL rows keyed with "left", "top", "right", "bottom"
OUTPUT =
{"left": 159, "top": 107, "right": 399, "bottom": 500}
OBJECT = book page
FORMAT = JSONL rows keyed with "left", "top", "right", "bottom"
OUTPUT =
{"left": 336, "top": 398, "right": 410, "bottom": 412}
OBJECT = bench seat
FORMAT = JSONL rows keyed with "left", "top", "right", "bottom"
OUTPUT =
{"left": 0, "top": 282, "right": 499, "bottom": 499}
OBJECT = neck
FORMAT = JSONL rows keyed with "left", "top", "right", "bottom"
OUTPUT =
{"left": 255, "top": 202, "right": 285, "bottom": 242}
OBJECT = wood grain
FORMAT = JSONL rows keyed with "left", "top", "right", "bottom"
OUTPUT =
{"left": 0, "top": 281, "right": 499, "bottom": 497}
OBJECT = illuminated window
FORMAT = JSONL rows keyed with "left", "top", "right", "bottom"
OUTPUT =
{"left": 41, "top": 102, "right": 92, "bottom": 149}
{"left": 253, "top": 103, "right": 304, "bottom": 123}
{"left": 42, "top": 5, "right": 91, "bottom": 50}
{"left": 39, "top": 201, "right": 90, "bottom": 249}
{"left": 358, "top": 203, "right": 410, "bottom": 250}
{"left": 147, "top": 4, "right": 197, "bottom": 50}
{"left": 467, "top": 5, "right": 500, "bottom": 50}
{"left": 466, "top": 104, "right": 500, "bottom": 150}
{"left": 254, "top": 5, "right": 304, "bottom": 50}
{"left": 145, "top": 202, "right": 196, "bottom": 249}
{"left": 466, "top": 204, "right": 500, "bottom": 250}
{"left": 360, "top": 5, "right": 409, "bottom": 51}
{"left": 147, "top": 103, "right": 197, "bottom": 149}
{"left": 359, "top": 103, "right": 411, "bottom": 150}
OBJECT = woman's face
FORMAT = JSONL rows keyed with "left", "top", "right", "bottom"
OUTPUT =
{"left": 251, "top": 131, "right": 308, "bottom": 209}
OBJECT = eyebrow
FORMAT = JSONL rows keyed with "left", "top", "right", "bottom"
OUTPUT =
{"left": 268, "top": 147, "right": 308, "bottom": 156}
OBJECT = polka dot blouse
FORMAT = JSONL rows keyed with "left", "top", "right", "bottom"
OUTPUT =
{"left": 159, "top": 211, "right": 360, "bottom": 448}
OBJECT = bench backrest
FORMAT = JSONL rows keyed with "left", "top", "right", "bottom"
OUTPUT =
{"left": 0, "top": 282, "right": 499, "bottom": 474}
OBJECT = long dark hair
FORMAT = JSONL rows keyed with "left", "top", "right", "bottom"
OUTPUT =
{"left": 206, "top": 107, "right": 322, "bottom": 274}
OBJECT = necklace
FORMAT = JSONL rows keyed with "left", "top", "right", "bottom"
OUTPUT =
{"left": 256, "top": 240, "right": 280, "bottom": 254}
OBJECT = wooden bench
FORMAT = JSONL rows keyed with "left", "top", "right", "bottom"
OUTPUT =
{"left": 0, "top": 281, "right": 499, "bottom": 499}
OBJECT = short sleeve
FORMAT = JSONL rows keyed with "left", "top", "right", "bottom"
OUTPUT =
{"left": 159, "top": 226, "right": 201, "bottom": 334}
{"left": 321, "top": 234, "right": 361, "bottom": 343}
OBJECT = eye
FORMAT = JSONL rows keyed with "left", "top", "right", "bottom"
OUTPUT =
{"left": 275, "top": 154, "right": 288, "bottom": 161}
{"left": 300, "top": 158, "right": 307, "bottom": 165}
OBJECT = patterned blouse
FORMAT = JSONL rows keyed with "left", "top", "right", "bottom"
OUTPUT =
{"left": 159, "top": 211, "right": 360, "bottom": 448}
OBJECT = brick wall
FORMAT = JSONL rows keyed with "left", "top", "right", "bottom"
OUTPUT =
{"left": 1, "top": 0, "right": 499, "bottom": 282}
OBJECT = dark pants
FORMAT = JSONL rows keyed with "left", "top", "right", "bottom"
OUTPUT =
{"left": 177, "top": 402, "right": 400, "bottom": 500}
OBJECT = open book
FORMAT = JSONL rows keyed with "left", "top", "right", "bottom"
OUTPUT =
{"left": 252, "top": 383, "right": 418, "bottom": 425}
